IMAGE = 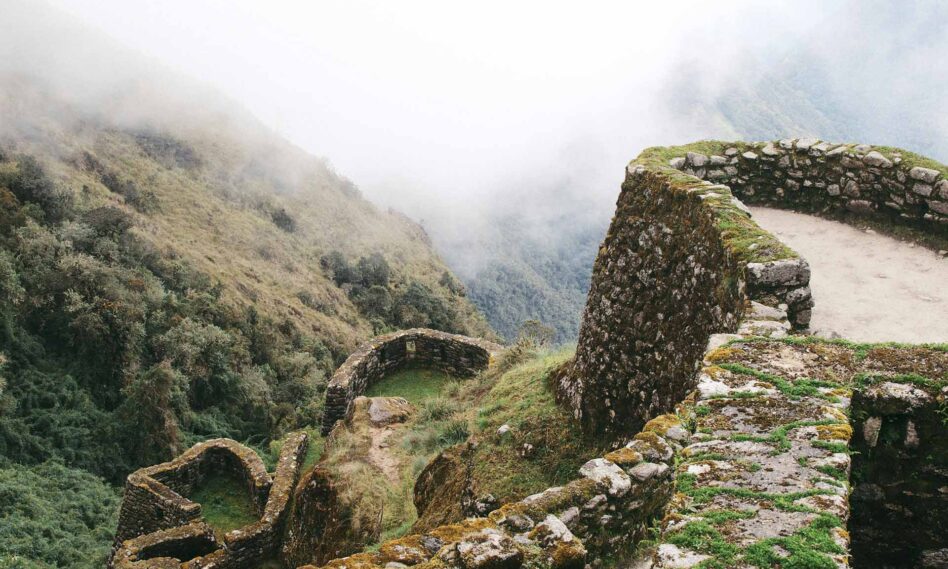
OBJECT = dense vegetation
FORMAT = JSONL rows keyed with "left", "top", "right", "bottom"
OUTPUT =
{"left": 0, "top": 77, "right": 489, "bottom": 566}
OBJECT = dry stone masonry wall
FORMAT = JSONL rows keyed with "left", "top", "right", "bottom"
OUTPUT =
{"left": 305, "top": 412, "right": 684, "bottom": 569}
{"left": 670, "top": 139, "right": 948, "bottom": 234}
{"left": 561, "top": 146, "right": 810, "bottom": 439}
{"left": 849, "top": 374, "right": 948, "bottom": 568}
{"left": 322, "top": 328, "right": 502, "bottom": 435}
{"left": 110, "top": 432, "right": 309, "bottom": 569}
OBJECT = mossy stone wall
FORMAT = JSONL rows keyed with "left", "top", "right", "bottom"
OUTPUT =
{"left": 322, "top": 328, "right": 502, "bottom": 435}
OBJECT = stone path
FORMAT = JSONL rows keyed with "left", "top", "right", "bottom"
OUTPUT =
{"left": 750, "top": 206, "right": 948, "bottom": 343}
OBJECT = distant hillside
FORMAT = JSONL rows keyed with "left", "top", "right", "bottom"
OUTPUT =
{"left": 0, "top": 72, "right": 491, "bottom": 480}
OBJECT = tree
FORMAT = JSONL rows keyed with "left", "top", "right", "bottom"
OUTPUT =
{"left": 356, "top": 253, "right": 390, "bottom": 287}
{"left": 118, "top": 362, "right": 182, "bottom": 466}
{"left": 517, "top": 319, "right": 555, "bottom": 347}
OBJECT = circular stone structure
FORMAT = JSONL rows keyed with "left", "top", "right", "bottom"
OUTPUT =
{"left": 750, "top": 206, "right": 948, "bottom": 343}
{"left": 321, "top": 328, "right": 502, "bottom": 435}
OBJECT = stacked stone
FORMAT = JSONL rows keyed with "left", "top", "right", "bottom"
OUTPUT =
{"left": 114, "top": 439, "right": 272, "bottom": 546}
{"left": 111, "top": 433, "right": 309, "bottom": 569}
{"left": 849, "top": 378, "right": 948, "bottom": 567}
{"left": 322, "top": 328, "right": 503, "bottom": 435}
{"left": 673, "top": 139, "right": 948, "bottom": 230}
{"left": 305, "top": 414, "right": 683, "bottom": 569}
{"left": 561, "top": 166, "right": 745, "bottom": 439}
{"left": 642, "top": 303, "right": 854, "bottom": 568}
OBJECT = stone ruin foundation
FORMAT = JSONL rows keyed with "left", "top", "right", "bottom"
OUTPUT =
{"left": 111, "top": 140, "right": 947, "bottom": 568}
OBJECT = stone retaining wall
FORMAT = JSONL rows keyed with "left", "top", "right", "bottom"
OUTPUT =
{"left": 110, "top": 432, "right": 309, "bottom": 569}
{"left": 849, "top": 374, "right": 948, "bottom": 568}
{"left": 322, "top": 328, "right": 502, "bottom": 435}
{"left": 671, "top": 139, "right": 948, "bottom": 233}
{"left": 561, "top": 149, "right": 810, "bottom": 439}
{"left": 304, "top": 412, "right": 683, "bottom": 569}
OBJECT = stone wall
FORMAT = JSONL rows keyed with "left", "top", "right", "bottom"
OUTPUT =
{"left": 670, "top": 139, "right": 948, "bottom": 235}
{"left": 849, "top": 375, "right": 948, "bottom": 568}
{"left": 111, "top": 432, "right": 309, "bottom": 569}
{"left": 561, "top": 151, "right": 809, "bottom": 438}
{"left": 303, "top": 412, "right": 683, "bottom": 569}
{"left": 322, "top": 328, "right": 502, "bottom": 435}
{"left": 114, "top": 439, "right": 272, "bottom": 545}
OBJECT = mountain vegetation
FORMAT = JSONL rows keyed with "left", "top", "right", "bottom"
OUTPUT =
{"left": 0, "top": 77, "right": 489, "bottom": 567}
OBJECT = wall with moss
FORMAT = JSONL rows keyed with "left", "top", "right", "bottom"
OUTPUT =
{"left": 849, "top": 374, "right": 948, "bottom": 568}
{"left": 301, "top": 412, "right": 683, "bottom": 569}
{"left": 110, "top": 432, "right": 309, "bottom": 569}
{"left": 322, "top": 329, "right": 502, "bottom": 435}
{"left": 560, "top": 148, "right": 811, "bottom": 439}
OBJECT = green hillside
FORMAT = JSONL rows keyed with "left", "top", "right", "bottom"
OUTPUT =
{"left": 0, "top": 76, "right": 490, "bottom": 567}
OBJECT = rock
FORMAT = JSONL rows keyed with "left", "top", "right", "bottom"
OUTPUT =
{"left": 778, "top": 139, "right": 794, "bottom": 149}
{"left": 628, "top": 461, "right": 668, "bottom": 482}
{"left": 709, "top": 155, "right": 727, "bottom": 166}
{"left": 497, "top": 424, "right": 512, "bottom": 437}
{"left": 796, "top": 137, "right": 819, "bottom": 150}
{"left": 686, "top": 152, "right": 708, "bottom": 167}
{"left": 558, "top": 507, "right": 580, "bottom": 528}
{"left": 863, "top": 151, "right": 892, "bottom": 168}
{"left": 579, "top": 458, "right": 631, "bottom": 497}
{"left": 845, "top": 199, "right": 874, "bottom": 214}
{"left": 826, "top": 184, "right": 841, "bottom": 196}
{"left": 937, "top": 179, "right": 948, "bottom": 199}
{"left": 669, "top": 157, "right": 685, "bottom": 169}
{"left": 913, "top": 183, "right": 934, "bottom": 197}
{"left": 843, "top": 179, "right": 860, "bottom": 197}
{"left": 904, "top": 420, "right": 920, "bottom": 448}
{"left": 854, "top": 144, "right": 872, "bottom": 154}
{"left": 927, "top": 201, "right": 948, "bottom": 215}
{"left": 499, "top": 513, "right": 534, "bottom": 532}
{"left": 385, "top": 563, "right": 409, "bottom": 569}
{"left": 473, "top": 494, "right": 499, "bottom": 516}
{"left": 745, "top": 258, "right": 810, "bottom": 287}
{"left": 529, "top": 515, "right": 575, "bottom": 547}
{"left": 909, "top": 166, "right": 940, "bottom": 183}
{"left": 368, "top": 397, "right": 414, "bottom": 426}
{"left": 862, "top": 416, "right": 882, "bottom": 447}
{"left": 421, "top": 535, "right": 446, "bottom": 554}
{"left": 724, "top": 147, "right": 739, "bottom": 156}
{"left": 742, "top": 151, "right": 758, "bottom": 161}
{"left": 456, "top": 529, "right": 523, "bottom": 569}
{"left": 761, "top": 143, "right": 781, "bottom": 157}
{"left": 919, "top": 549, "right": 948, "bottom": 568}
{"left": 862, "top": 381, "right": 934, "bottom": 414}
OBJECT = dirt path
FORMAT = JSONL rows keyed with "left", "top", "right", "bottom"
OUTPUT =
{"left": 749, "top": 207, "right": 948, "bottom": 343}
{"left": 367, "top": 425, "right": 402, "bottom": 484}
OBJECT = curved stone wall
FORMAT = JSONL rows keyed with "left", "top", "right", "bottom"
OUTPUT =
{"left": 560, "top": 150, "right": 810, "bottom": 438}
{"left": 669, "top": 140, "right": 948, "bottom": 235}
{"left": 321, "top": 328, "right": 502, "bottom": 435}
{"left": 111, "top": 432, "right": 309, "bottom": 569}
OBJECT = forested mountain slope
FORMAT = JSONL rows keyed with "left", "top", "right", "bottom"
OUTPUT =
{"left": 0, "top": 73, "right": 489, "bottom": 566}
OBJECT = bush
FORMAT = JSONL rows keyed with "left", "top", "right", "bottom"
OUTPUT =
{"left": 270, "top": 207, "right": 296, "bottom": 232}
{"left": 437, "top": 419, "right": 470, "bottom": 446}
{"left": 0, "top": 461, "right": 119, "bottom": 568}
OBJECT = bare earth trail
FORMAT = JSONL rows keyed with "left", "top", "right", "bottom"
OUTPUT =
{"left": 749, "top": 207, "right": 948, "bottom": 343}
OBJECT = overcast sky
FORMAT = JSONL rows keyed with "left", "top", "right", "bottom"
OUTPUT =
{"left": 0, "top": 0, "right": 939, "bottom": 240}
{"left": 36, "top": 1, "right": 847, "bottom": 210}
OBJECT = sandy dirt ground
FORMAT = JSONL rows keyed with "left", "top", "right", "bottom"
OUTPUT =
{"left": 749, "top": 207, "right": 948, "bottom": 343}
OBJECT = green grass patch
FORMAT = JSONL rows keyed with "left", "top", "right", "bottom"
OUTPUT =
{"left": 190, "top": 472, "right": 260, "bottom": 533}
{"left": 366, "top": 367, "right": 456, "bottom": 406}
{"left": 469, "top": 348, "right": 609, "bottom": 504}
{"left": 715, "top": 363, "right": 841, "bottom": 401}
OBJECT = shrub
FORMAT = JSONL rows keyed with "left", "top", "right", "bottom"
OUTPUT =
{"left": 437, "top": 419, "right": 470, "bottom": 446}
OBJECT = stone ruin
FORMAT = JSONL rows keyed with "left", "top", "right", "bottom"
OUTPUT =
{"left": 322, "top": 328, "right": 503, "bottom": 435}
{"left": 112, "top": 140, "right": 947, "bottom": 568}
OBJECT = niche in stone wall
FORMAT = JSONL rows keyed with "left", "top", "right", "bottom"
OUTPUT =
{"left": 847, "top": 380, "right": 947, "bottom": 569}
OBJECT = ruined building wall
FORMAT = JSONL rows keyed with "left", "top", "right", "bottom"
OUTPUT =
{"left": 322, "top": 328, "right": 502, "bottom": 434}
{"left": 111, "top": 432, "right": 309, "bottom": 569}
{"left": 849, "top": 377, "right": 948, "bottom": 568}
{"left": 560, "top": 154, "right": 809, "bottom": 438}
